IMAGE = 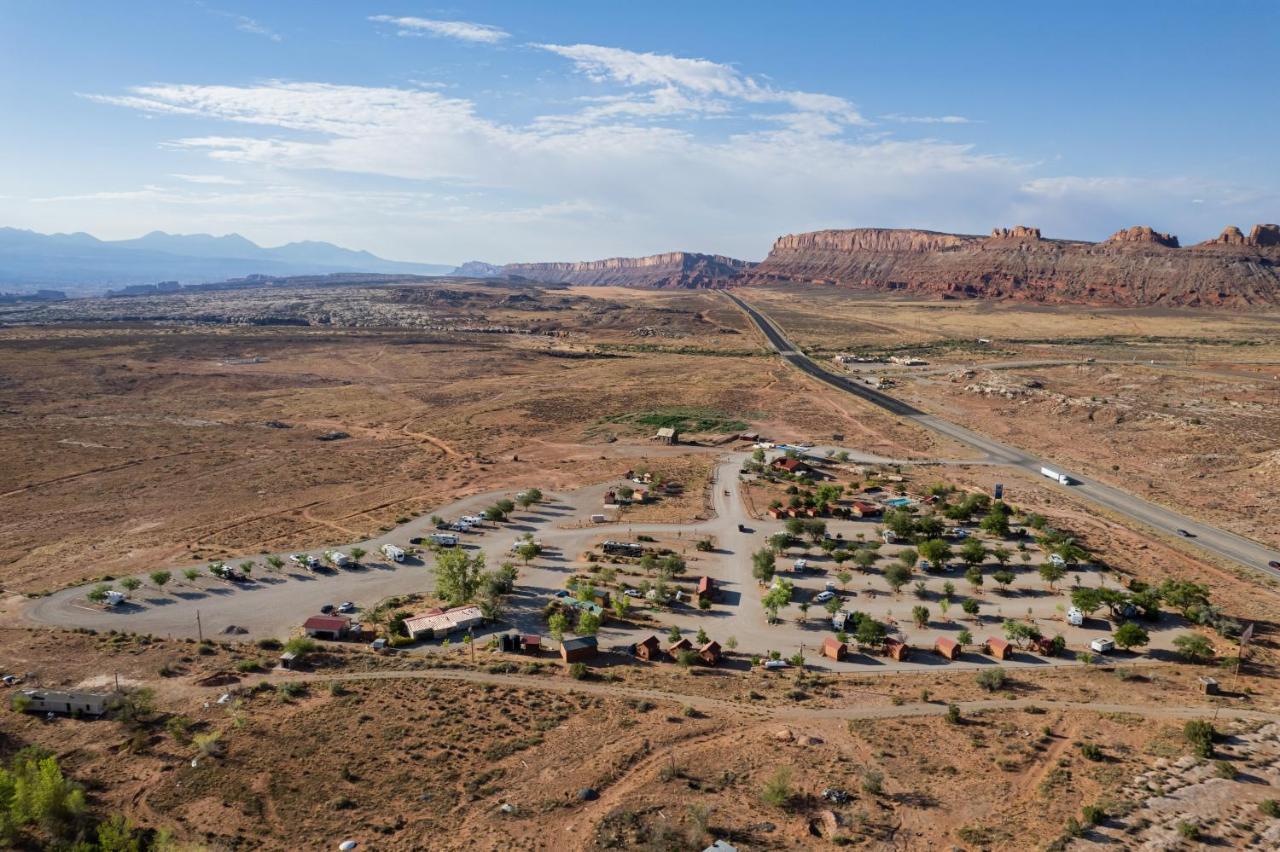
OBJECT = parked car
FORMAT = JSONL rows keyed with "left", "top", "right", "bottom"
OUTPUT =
{"left": 793, "top": 558, "right": 808, "bottom": 572}
{"left": 1048, "top": 553, "right": 1066, "bottom": 567}
{"left": 737, "top": 523, "right": 749, "bottom": 533}
{"left": 951, "top": 528, "right": 969, "bottom": 540}
{"left": 824, "top": 581, "right": 837, "bottom": 592}
{"left": 1270, "top": 560, "right": 1280, "bottom": 570}
{"left": 320, "top": 604, "right": 335, "bottom": 614}
{"left": 623, "top": 588, "right": 643, "bottom": 599}
{"left": 370, "top": 638, "right": 387, "bottom": 651}
{"left": 1176, "top": 528, "right": 1194, "bottom": 538}
{"left": 762, "top": 659, "right": 790, "bottom": 670}
{"left": 919, "top": 559, "right": 932, "bottom": 572}
{"left": 337, "top": 601, "right": 356, "bottom": 613}
{"left": 814, "top": 591, "right": 835, "bottom": 603}
{"left": 2, "top": 675, "right": 20, "bottom": 686}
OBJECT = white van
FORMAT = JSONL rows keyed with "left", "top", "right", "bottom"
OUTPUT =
{"left": 429, "top": 533, "right": 459, "bottom": 547}
{"left": 1066, "top": 607, "right": 1084, "bottom": 627}
{"left": 105, "top": 590, "right": 127, "bottom": 607}
{"left": 1089, "top": 637, "right": 1115, "bottom": 654}
{"left": 380, "top": 544, "right": 405, "bottom": 562}
{"left": 1048, "top": 553, "right": 1066, "bottom": 567}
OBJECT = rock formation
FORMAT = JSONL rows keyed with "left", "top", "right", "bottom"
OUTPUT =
{"left": 743, "top": 224, "right": 1279, "bottom": 307}
{"left": 500, "top": 252, "right": 753, "bottom": 289}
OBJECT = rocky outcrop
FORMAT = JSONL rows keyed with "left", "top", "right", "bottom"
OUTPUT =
{"left": 451, "top": 261, "right": 502, "bottom": 277}
{"left": 500, "top": 252, "right": 753, "bottom": 289}
{"left": 744, "top": 225, "right": 1280, "bottom": 307}
{"left": 1197, "top": 224, "right": 1280, "bottom": 248}
{"left": 1105, "top": 226, "right": 1180, "bottom": 248}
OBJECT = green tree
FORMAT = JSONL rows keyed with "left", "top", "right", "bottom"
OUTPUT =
{"left": 835, "top": 569, "right": 853, "bottom": 590}
{"left": 238, "top": 561, "right": 254, "bottom": 577}
{"left": 283, "top": 637, "right": 316, "bottom": 659}
{"left": 1172, "top": 633, "right": 1215, "bottom": 663}
{"left": 667, "top": 624, "right": 682, "bottom": 643}
{"left": 942, "top": 581, "right": 956, "bottom": 600}
{"left": 918, "top": 538, "right": 952, "bottom": 567}
{"left": 182, "top": 568, "right": 199, "bottom": 582}
{"left": 854, "top": 548, "right": 879, "bottom": 572}
{"left": 120, "top": 577, "right": 141, "bottom": 593}
{"left": 1038, "top": 561, "right": 1066, "bottom": 590}
{"left": 87, "top": 583, "right": 111, "bottom": 604}
{"left": 1071, "top": 587, "right": 1105, "bottom": 616}
{"left": 854, "top": 617, "right": 886, "bottom": 647}
{"left": 548, "top": 612, "right": 568, "bottom": 642}
{"left": 1003, "top": 619, "right": 1041, "bottom": 648}
{"left": 1113, "top": 622, "right": 1149, "bottom": 651}
{"left": 980, "top": 506, "right": 1011, "bottom": 537}
{"left": 751, "top": 547, "right": 777, "bottom": 584}
{"left": 956, "top": 628, "right": 973, "bottom": 646}
{"left": 883, "top": 508, "right": 916, "bottom": 540}
{"left": 959, "top": 538, "right": 988, "bottom": 568}
{"left": 8, "top": 752, "right": 86, "bottom": 837}
{"left": 911, "top": 605, "right": 929, "bottom": 628}
{"left": 516, "top": 541, "right": 541, "bottom": 564}
{"left": 149, "top": 570, "right": 171, "bottom": 591}
{"left": 433, "top": 548, "right": 486, "bottom": 606}
{"left": 898, "top": 547, "right": 919, "bottom": 569}
{"left": 990, "top": 546, "right": 1012, "bottom": 568}
{"left": 349, "top": 547, "right": 366, "bottom": 565}
{"left": 961, "top": 598, "right": 980, "bottom": 619}
{"left": 576, "top": 611, "right": 601, "bottom": 636}
{"left": 265, "top": 555, "right": 284, "bottom": 573}
{"left": 965, "top": 566, "right": 984, "bottom": 593}
{"left": 612, "top": 595, "right": 631, "bottom": 620}
{"left": 762, "top": 582, "right": 792, "bottom": 623}
{"left": 883, "top": 563, "right": 912, "bottom": 596}
{"left": 992, "top": 570, "right": 1015, "bottom": 593}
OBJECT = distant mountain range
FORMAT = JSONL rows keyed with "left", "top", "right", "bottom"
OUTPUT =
{"left": 0, "top": 227, "right": 454, "bottom": 294}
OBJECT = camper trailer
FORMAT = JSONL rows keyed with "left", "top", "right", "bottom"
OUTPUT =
{"left": 380, "top": 544, "right": 405, "bottom": 562}
{"left": 324, "top": 550, "right": 351, "bottom": 568}
{"left": 429, "top": 533, "right": 459, "bottom": 547}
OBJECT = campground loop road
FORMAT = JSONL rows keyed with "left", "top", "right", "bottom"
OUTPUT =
{"left": 724, "top": 292, "right": 1280, "bottom": 581}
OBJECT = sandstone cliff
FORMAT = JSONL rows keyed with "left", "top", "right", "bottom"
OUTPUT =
{"left": 501, "top": 252, "right": 753, "bottom": 289}
{"left": 745, "top": 224, "right": 1280, "bottom": 307}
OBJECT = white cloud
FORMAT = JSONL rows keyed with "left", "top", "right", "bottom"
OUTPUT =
{"left": 234, "top": 15, "right": 281, "bottom": 42}
{"left": 171, "top": 173, "right": 244, "bottom": 185}
{"left": 533, "top": 43, "right": 868, "bottom": 126}
{"left": 370, "top": 15, "right": 508, "bottom": 43}
{"left": 883, "top": 113, "right": 975, "bottom": 124}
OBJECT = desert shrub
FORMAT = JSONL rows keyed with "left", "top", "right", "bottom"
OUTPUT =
{"left": 279, "top": 682, "right": 307, "bottom": 698}
{"left": 761, "top": 766, "right": 793, "bottom": 809}
{"left": 1259, "top": 799, "right": 1280, "bottom": 818}
{"left": 861, "top": 769, "right": 884, "bottom": 795}
{"left": 976, "top": 668, "right": 1007, "bottom": 692}
{"left": 1176, "top": 821, "right": 1199, "bottom": 841}
{"left": 1183, "top": 720, "right": 1215, "bottom": 758}
{"left": 1081, "top": 804, "right": 1106, "bottom": 826}
{"left": 1213, "top": 760, "right": 1236, "bottom": 779}
{"left": 945, "top": 703, "right": 962, "bottom": 724}
{"left": 568, "top": 662, "right": 588, "bottom": 680}
{"left": 1078, "top": 742, "right": 1103, "bottom": 762}
{"left": 234, "top": 659, "right": 263, "bottom": 673}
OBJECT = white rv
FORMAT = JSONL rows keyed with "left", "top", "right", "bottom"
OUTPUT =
{"left": 104, "top": 590, "right": 127, "bottom": 607}
{"left": 429, "top": 533, "right": 459, "bottom": 547}
{"left": 325, "top": 550, "right": 351, "bottom": 568}
{"left": 380, "top": 544, "right": 405, "bottom": 562}
{"left": 1066, "top": 607, "right": 1084, "bottom": 627}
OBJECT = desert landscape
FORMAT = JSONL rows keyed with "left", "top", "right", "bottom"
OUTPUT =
{"left": 3, "top": 6, "right": 1279, "bottom": 850}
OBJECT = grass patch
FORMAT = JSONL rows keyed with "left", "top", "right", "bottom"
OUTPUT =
{"left": 605, "top": 407, "right": 748, "bottom": 434}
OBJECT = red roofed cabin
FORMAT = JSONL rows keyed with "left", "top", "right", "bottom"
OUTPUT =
{"left": 850, "top": 500, "right": 881, "bottom": 518}
{"left": 822, "top": 637, "right": 848, "bottom": 661}
{"left": 699, "top": 640, "right": 722, "bottom": 665}
{"left": 984, "top": 637, "right": 1012, "bottom": 660}
{"left": 634, "top": 635, "right": 663, "bottom": 662}
{"left": 302, "top": 615, "right": 351, "bottom": 641}
{"left": 883, "top": 638, "right": 910, "bottom": 661}
{"left": 695, "top": 576, "right": 717, "bottom": 604}
{"left": 667, "top": 637, "right": 693, "bottom": 658}
{"left": 934, "top": 636, "right": 961, "bottom": 660}
{"left": 772, "top": 457, "right": 812, "bottom": 475}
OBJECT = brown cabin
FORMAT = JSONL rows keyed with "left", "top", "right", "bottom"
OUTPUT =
{"left": 984, "top": 637, "right": 1012, "bottom": 660}
{"left": 850, "top": 500, "right": 881, "bottom": 518}
{"left": 634, "top": 635, "right": 663, "bottom": 662}
{"left": 695, "top": 576, "right": 717, "bottom": 603}
{"left": 822, "top": 637, "right": 848, "bottom": 661}
{"left": 667, "top": 637, "right": 693, "bottom": 658}
{"left": 883, "top": 638, "right": 910, "bottom": 661}
{"left": 560, "top": 636, "right": 597, "bottom": 663}
{"left": 934, "top": 636, "right": 961, "bottom": 660}
{"left": 699, "top": 640, "right": 722, "bottom": 665}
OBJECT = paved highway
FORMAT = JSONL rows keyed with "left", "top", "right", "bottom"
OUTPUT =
{"left": 726, "top": 292, "right": 1280, "bottom": 580}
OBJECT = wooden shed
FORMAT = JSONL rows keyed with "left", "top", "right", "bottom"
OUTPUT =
{"left": 699, "top": 640, "right": 722, "bottom": 666}
{"left": 560, "top": 636, "right": 598, "bottom": 663}
{"left": 695, "top": 576, "right": 717, "bottom": 603}
{"left": 822, "top": 637, "right": 848, "bottom": 661}
{"left": 934, "top": 636, "right": 961, "bottom": 660}
{"left": 667, "top": 637, "right": 693, "bottom": 658}
{"left": 984, "top": 637, "right": 1012, "bottom": 660}
{"left": 883, "top": 638, "right": 910, "bottom": 661}
{"left": 634, "top": 635, "right": 663, "bottom": 662}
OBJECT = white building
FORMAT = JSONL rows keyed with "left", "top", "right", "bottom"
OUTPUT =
{"left": 403, "top": 605, "right": 485, "bottom": 640}
{"left": 19, "top": 689, "right": 112, "bottom": 716}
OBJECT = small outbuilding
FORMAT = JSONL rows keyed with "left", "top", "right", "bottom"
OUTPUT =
{"left": 17, "top": 689, "right": 112, "bottom": 717}
{"left": 850, "top": 500, "right": 881, "bottom": 518}
{"left": 822, "top": 637, "right": 848, "bottom": 661}
{"left": 303, "top": 614, "right": 351, "bottom": 640}
{"left": 883, "top": 638, "right": 910, "bottom": 661}
{"left": 934, "top": 636, "right": 961, "bottom": 660}
{"left": 695, "top": 576, "right": 717, "bottom": 604}
{"left": 667, "top": 637, "right": 693, "bottom": 658}
{"left": 984, "top": 637, "right": 1012, "bottom": 660}
{"left": 521, "top": 635, "right": 541, "bottom": 653}
{"left": 699, "top": 640, "right": 722, "bottom": 666}
{"left": 634, "top": 635, "right": 663, "bottom": 662}
{"left": 561, "top": 636, "right": 598, "bottom": 663}
{"left": 772, "top": 457, "right": 812, "bottom": 475}
{"left": 653, "top": 427, "right": 679, "bottom": 445}
{"left": 1197, "top": 676, "right": 1220, "bottom": 695}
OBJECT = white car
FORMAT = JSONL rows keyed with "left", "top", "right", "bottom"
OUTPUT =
{"left": 762, "top": 659, "right": 790, "bottom": 670}
{"left": 814, "top": 591, "right": 835, "bottom": 603}
{"left": 1048, "top": 553, "right": 1066, "bottom": 567}
{"left": 337, "top": 601, "right": 356, "bottom": 613}
{"left": 824, "top": 581, "right": 837, "bottom": 592}
{"left": 289, "top": 553, "right": 319, "bottom": 569}
{"left": 623, "top": 588, "right": 643, "bottom": 599}
{"left": 793, "top": 558, "right": 808, "bottom": 572}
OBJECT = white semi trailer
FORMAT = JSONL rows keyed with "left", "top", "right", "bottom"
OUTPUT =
{"left": 1040, "top": 466, "right": 1072, "bottom": 485}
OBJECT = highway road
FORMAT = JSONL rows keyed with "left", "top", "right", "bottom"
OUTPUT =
{"left": 725, "top": 292, "right": 1280, "bottom": 581}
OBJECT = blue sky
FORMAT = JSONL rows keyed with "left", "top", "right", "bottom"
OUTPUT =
{"left": 1, "top": 1, "right": 1276, "bottom": 263}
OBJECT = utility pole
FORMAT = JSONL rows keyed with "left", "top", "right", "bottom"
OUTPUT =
{"left": 196, "top": 610, "right": 203, "bottom": 643}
